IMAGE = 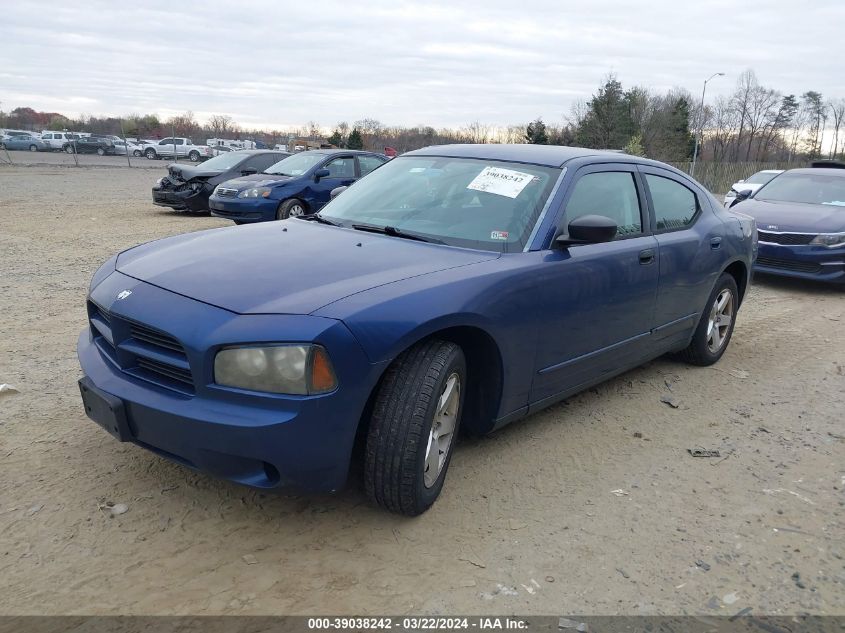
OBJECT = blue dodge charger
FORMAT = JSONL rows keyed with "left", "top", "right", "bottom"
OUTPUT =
{"left": 78, "top": 145, "right": 756, "bottom": 515}
{"left": 208, "top": 149, "right": 388, "bottom": 223}
{"left": 730, "top": 166, "right": 845, "bottom": 284}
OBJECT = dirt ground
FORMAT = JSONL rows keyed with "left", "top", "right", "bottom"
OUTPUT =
{"left": 0, "top": 164, "right": 843, "bottom": 616}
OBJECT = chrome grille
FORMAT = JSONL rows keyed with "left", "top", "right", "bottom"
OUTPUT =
{"left": 757, "top": 230, "right": 815, "bottom": 246}
{"left": 216, "top": 187, "right": 239, "bottom": 198}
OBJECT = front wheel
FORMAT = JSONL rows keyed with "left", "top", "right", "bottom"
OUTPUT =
{"left": 29, "top": 144, "right": 38, "bottom": 152}
{"left": 676, "top": 273, "right": 739, "bottom": 366}
{"left": 64, "top": 145, "right": 74, "bottom": 154}
{"left": 96, "top": 148, "right": 105, "bottom": 156}
{"left": 365, "top": 339, "right": 466, "bottom": 516}
{"left": 133, "top": 150, "right": 142, "bottom": 157}
{"left": 188, "top": 151, "right": 200, "bottom": 162}
{"left": 145, "top": 149, "right": 157, "bottom": 160}
{"left": 276, "top": 198, "right": 306, "bottom": 220}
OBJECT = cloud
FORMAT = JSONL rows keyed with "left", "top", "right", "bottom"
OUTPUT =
{"left": 1, "top": 0, "right": 843, "bottom": 129}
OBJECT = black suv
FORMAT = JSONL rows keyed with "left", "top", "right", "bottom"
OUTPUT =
{"left": 63, "top": 135, "right": 117, "bottom": 156}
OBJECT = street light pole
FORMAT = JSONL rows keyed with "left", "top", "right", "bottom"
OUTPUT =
{"left": 691, "top": 72, "right": 724, "bottom": 178}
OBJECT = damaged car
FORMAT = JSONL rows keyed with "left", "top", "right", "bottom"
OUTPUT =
{"left": 151, "top": 150, "right": 290, "bottom": 213}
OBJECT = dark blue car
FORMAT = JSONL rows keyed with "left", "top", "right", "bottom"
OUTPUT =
{"left": 77, "top": 145, "right": 755, "bottom": 515}
{"left": 208, "top": 149, "right": 388, "bottom": 223}
{"left": 731, "top": 167, "right": 845, "bottom": 284}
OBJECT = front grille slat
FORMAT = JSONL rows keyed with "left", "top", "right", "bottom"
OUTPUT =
{"left": 757, "top": 230, "right": 816, "bottom": 245}
{"left": 129, "top": 325, "right": 184, "bottom": 353}
{"left": 216, "top": 187, "right": 238, "bottom": 198}
{"left": 756, "top": 256, "right": 822, "bottom": 274}
{"left": 87, "top": 301, "right": 195, "bottom": 395}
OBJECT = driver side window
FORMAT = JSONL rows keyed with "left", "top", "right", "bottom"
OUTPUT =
{"left": 565, "top": 171, "right": 642, "bottom": 237}
{"left": 325, "top": 157, "right": 355, "bottom": 178}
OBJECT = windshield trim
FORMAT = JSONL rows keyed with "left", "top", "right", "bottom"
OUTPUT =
{"left": 522, "top": 166, "right": 567, "bottom": 252}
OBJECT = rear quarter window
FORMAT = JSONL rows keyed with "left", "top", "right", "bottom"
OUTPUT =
{"left": 645, "top": 174, "right": 700, "bottom": 231}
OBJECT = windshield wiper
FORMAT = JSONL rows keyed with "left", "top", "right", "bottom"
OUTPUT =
{"left": 351, "top": 223, "right": 443, "bottom": 244}
{"left": 303, "top": 213, "right": 343, "bottom": 227}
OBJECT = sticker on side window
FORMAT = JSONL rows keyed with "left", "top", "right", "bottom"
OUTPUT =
{"left": 467, "top": 166, "right": 534, "bottom": 199}
{"left": 490, "top": 230, "right": 509, "bottom": 240}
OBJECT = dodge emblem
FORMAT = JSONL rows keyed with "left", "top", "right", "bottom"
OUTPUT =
{"left": 116, "top": 290, "right": 132, "bottom": 300}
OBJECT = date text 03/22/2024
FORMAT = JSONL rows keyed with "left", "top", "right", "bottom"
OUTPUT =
{"left": 306, "top": 617, "right": 529, "bottom": 630}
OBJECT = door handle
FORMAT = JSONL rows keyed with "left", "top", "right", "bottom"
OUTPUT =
{"left": 639, "top": 249, "right": 655, "bottom": 265}
{"left": 710, "top": 237, "right": 723, "bottom": 250}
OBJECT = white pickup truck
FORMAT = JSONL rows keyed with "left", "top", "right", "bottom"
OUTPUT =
{"left": 142, "top": 137, "right": 212, "bottom": 162}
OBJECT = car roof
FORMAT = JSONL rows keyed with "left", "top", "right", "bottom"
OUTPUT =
{"left": 232, "top": 149, "right": 288, "bottom": 155}
{"left": 307, "top": 149, "right": 377, "bottom": 156}
{"left": 784, "top": 167, "right": 845, "bottom": 177}
{"left": 404, "top": 144, "right": 643, "bottom": 167}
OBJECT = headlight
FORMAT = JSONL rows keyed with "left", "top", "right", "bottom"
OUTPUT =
{"left": 809, "top": 232, "right": 845, "bottom": 248}
{"left": 238, "top": 187, "right": 272, "bottom": 199}
{"left": 214, "top": 344, "right": 337, "bottom": 395}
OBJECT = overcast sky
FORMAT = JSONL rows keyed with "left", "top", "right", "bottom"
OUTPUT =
{"left": 2, "top": 0, "right": 844, "bottom": 131}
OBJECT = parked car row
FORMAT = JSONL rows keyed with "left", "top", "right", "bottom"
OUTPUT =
{"left": 152, "top": 148, "right": 389, "bottom": 219}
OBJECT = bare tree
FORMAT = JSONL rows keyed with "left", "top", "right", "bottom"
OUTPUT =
{"left": 827, "top": 99, "right": 845, "bottom": 159}
{"left": 208, "top": 114, "right": 237, "bottom": 137}
{"left": 462, "top": 121, "right": 491, "bottom": 144}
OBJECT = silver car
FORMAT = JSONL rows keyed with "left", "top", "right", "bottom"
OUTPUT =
{"left": 0, "top": 135, "right": 49, "bottom": 151}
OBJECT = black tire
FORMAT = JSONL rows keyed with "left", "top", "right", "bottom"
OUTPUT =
{"left": 96, "top": 148, "right": 105, "bottom": 156}
{"left": 64, "top": 144, "right": 73, "bottom": 154}
{"left": 276, "top": 198, "right": 306, "bottom": 220}
{"left": 233, "top": 220, "right": 248, "bottom": 225}
{"left": 188, "top": 150, "right": 200, "bottom": 162}
{"left": 133, "top": 150, "right": 142, "bottom": 157}
{"left": 365, "top": 339, "right": 466, "bottom": 516}
{"left": 29, "top": 144, "right": 38, "bottom": 152}
{"left": 145, "top": 149, "right": 157, "bottom": 160}
{"left": 676, "top": 273, "right": 739, "bottom": 366}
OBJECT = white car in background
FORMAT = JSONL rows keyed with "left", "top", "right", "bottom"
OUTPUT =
{"left": 723, "top": 169, "right": 784, "bottom": 206}
{"left": 112, "top": 140, "right": 143, "bottom": 156}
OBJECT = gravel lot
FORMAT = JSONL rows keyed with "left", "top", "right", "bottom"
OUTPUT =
{"left": 0, "top": 164, "right": 843, "bottom": 616}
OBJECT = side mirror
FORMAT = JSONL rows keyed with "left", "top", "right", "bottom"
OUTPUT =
{"left": 737, "top": 179, "right": 745, "bottom": 184}
{"left": 241, "top": 169, "right": 257, "bottom": 176}
{"left": 554, "top": 214, "right": 618, "bottom": 247}
{"left": 330, "top": 185, "right": 348, "bottom": 199}
{"left": 728, "top": 189, "right": 753, "bottom": 208}
{"left": 314, "top": 168, "right": 331, "bottom": 181}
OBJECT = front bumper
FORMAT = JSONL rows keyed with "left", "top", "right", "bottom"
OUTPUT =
{"left": 152, "top": 185, "right": 208, "bottom": 212}
{"left": 754, "top": 242, "right": 845, "bottom": 283}
{"left": 77, "top": 271, "right": 383, "bottom": 491}
{"left": 209, "top": 196, "right": 278, "bottom": 223}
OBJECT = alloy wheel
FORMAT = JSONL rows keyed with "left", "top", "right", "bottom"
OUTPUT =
{"left": 706, "top": 289, "right": 733, "bottom": 353}
{"left": 423, "top": 372, "right": 460, "bottom": 488}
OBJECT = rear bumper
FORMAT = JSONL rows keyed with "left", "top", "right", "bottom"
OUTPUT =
{"left": 209, "top": 196, "right": 277, "bottom": 223}
{"left": 754, "top": 242, "right": 845, "bottom": 283}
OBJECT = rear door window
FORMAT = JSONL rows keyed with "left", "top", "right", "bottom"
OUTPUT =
{"left": 645, "top": 174, "right": 700, "bottom": 231}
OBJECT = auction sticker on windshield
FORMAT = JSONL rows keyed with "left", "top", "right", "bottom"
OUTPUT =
{"left": 467, "top": 166, "right": 534, "bottom": 199}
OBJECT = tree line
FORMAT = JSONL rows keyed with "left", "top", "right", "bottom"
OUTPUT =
{"left": 2, "top": 68, "right": 842, "bottom": 162}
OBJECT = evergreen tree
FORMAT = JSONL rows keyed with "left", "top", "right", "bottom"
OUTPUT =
{"left": 346, "top": 128, "right": 364, "bottom": 150}
{"left": 624, "top": 133, "right": 646, "bottom": 156}
{"left": 524, "top": 118, "right": 549, "bottom": 144}
{"left": 327, "top": 129, "right": 344, "bottom": 148}
{"left": 576, "top": 76, "right": 635, "bottom": 149}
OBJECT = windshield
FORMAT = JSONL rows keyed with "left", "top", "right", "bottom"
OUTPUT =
{"left": 265, "top": 152, "right": 324, "bottom": 176}
{"left": 744, "top": 171, "right": 780, "bottom": 185}
{"left": 755, "top": 172, "right": 845, "bottom": 206}
{"left": 199, "top": 151, "right": 247, "bottom": 170}
{"left": 319, "top": 156, "right": 561, "bottom": 252}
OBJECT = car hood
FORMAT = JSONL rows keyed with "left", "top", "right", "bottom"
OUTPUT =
{"left": 731, "top": 182, "right": 764, "bottom": 194}
{"left": 734, "top": 199, "right": 845, "bottom": 233}
{"left": 167, "top": 163, "right": 223, "bottom": 181}
{"left": 115, "top": 220, "right": 499, "bottom": 315}
{"left": 218, "top": 174, "right": 296, "bottom": 189}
